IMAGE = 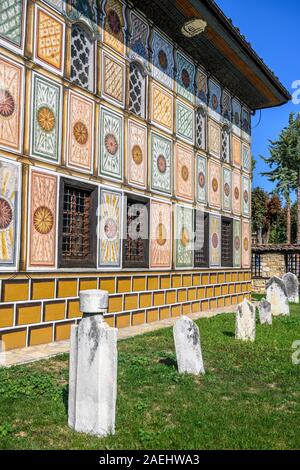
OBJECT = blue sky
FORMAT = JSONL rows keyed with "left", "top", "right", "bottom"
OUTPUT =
{"left": 216, "top": 0, "right": 299, "bottom": 199}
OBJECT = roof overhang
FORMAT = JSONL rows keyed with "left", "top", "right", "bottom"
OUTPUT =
{"left": 130, "top": 0, "right": 291, "bottom": 110}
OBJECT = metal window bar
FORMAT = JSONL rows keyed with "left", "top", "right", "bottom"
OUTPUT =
{"left": 251, "top": 253, "right": 262, "bottom": 278}
{"left": 285, "top": 253, "right": 300, "bottom": 278}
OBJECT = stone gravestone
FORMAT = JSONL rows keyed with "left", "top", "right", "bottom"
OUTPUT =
{"left": 266, "top": 276, "right": 290, "bottom": 316}
{"left": 235, "top": 299, "right": 256, "bottom": 341}
{"left": 68, "top": 290, "right": 118, "bottom": 437}
{"left": 258, "top": 299, "right": 272, "bottom": 325}
{"left": 173, "top": 316, "right": 205, "bottom": 375}
{"left": 282, "top": 272, "right": 299, "bottom": 304}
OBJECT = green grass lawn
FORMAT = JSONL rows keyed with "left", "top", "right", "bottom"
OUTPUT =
{"left": 1, "top": 302, "right": 300, "bottom": 450}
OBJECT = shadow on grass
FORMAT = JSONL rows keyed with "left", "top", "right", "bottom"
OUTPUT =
{"left": 62, "top": 386, "right": 69, "bottom": 416}
{"left": 223, "top": 331, "right": 235, "bottom": 338}
{"left": 159, "top": 357, "right": 177, "bottom": 369}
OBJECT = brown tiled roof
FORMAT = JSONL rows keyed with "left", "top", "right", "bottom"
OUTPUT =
{"left": 253, "top": 244, "right": 300, "bottom": 253}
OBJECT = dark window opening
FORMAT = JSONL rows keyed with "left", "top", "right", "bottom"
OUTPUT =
{"left": 285, "top": 253, "right": 300, "bottom": 278}
{"left": 123, "top": 194, "right": 149, "bottom": 268}
{"left": 194, "top": 210, "right": 209, "bottom": 267}
{"left": 252, "top": 253, "right": 262, "bottom": 278}
{"left": 221, "top": 217, "right": 233, "bottom": 267}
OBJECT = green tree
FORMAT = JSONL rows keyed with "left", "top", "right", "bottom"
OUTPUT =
{"left": 251, "top": 187, "right": 269, "bottom": 244}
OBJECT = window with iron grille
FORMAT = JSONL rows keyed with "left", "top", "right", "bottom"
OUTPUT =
{"left": 285, "top": 253, "right": 300, "bottom": 278}
{"left": 252, "top": 253, "right": 262, "bottom": 278}
{"left": 194, "top": 210, "right": 209, "bottom": 267}
{"left": 195, "top": 107, "right": 206, "bottom": 150}
{"left": 128, "top": 62, "right": 146, "bottom": 118}
{"left": 71, "top": 23, "right": 95, "bottom": 92}
{"left": 221, "top": 217, "right": 233, "bottom": 267}
{"left": 221, "top": 125, "right": 230, "bottom": 162}
{"left": 58, "top": 179, "right": 97, "bottom": 268}
{"left": 123, "top": 194, "right": 149, "bottom": 268}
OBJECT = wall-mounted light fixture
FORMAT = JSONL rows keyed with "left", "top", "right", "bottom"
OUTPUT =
{"left": 181, "top": 18, "right": 207, "bottom": 38}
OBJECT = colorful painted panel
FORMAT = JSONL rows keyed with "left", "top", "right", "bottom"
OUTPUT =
{"left": 67, "top": 91, "right": 94, "bottom": 173}
{"left": 208, "top": 79, "right": 221, "bottom": 115}
{"left": 232, "top": 134, "right": 241, "bottom": 166}
{"left": 99, "top": 106, "right": 123, "bottom": 181}
{"left": 242, "top": 219, "right": 251, "bottom": 268}
{"left": 0, "top": 157, "right": 20, "bottom": 269}
{"left": 128, "top": 10, "right": 149, "bottom": 68}
{"left": 242, "top": 175, "right": 250, "bottom": 217}
{"left": 128, "top": 61, "right": 146, "bottom": 118}
{"left": 150, "top": 200, "right": 172, "bottom": 269}
{"left": 102, "top": 51, "right": 125, "bottom": 108}
{"left": 151, "top": 132, "right": 172, "bottom": 195}
{"left": 176, "top": 100, "right": 194, "bottom": 145}
{"left": 197, "top": 155, "right": 207, "bottom": 204}
{"left": 175, "top": 204, "right": 193, "bottom": 269}
{"left": 0, "top": 0, "right": 26, "bottom": 53}
{"left": 222, "top": 167, "right": 232, "bottom": 212}
{"left": 195, "top": 106, "right": 206, "bottom": 150}
{"left": 30, "top": 72, "right": 62, "bottom": 163}
{"left": 0, "top": 56, "right": 24, "bottom": 153}
{"left": 29, "top": 170, "right": 57, "bottom": 268}
{"left": 196, "top": 67, "right": 208, "bottom": 105}
{"left": 242, "top": 107, "right": 251, "bottom": 135}
{"left": 42, "top": 1, "right": 66, "bottom": 13}
{"left": 127, "top": 120, "right": 147, "bottom": 189}
{"left": 176, "top": 51, "right": 195, "bottom": 103}
{"left": 99, "top": 188, "right": 122, "bottom": 268}
{"left": 34, "top": 5, "right": 65, "bottom": 75}
{"left": 209, "top": 214, "right": 221, "bottom": 267}
{"left": 233, "top": 219, "right": 241, "bottom": 268}
{"left": 208, "top": 119, "right": 220, "bottom": 158}
{"left": 103, "top": 0, "right": 125, "bottom": 56}
{"left": 151, "top": 82, "right": 173, "bottom": 133}
{"left": 232, "top": 98, "right": 241, "bottom": 130}
{"left": 242, "top": 142, "right": 251, "bottom": 171}
{"left": 175, "top": 143, "right": 193, "bottom": 202}
{"left": 232, "top": 171, "right": 241, "bottom": 215}
{"left": 152, "top": 30, "right": 174, "bottom": 89}
{"left": 208, "top": 160, "right": 221, "bottom": 209}
{"left": 222, "top": 90, "right": 231, "bottom": 121}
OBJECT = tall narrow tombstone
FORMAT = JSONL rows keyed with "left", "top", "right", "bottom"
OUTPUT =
{"left": 235, "top": 299, "right": 256, "bottom": 341}
{"left": 258, "top": 299, "right": 272, "bottom": 325}
{"left": 68, "top": 290, "right": 118, "bottom": 437}
{"left": 266, "top": 276, "right": 290, "bottom": 316}
{"left": 282, "top": 272, "right": 299, "bottom": 304}
{"left": 173, "top": 316, "right": 205, "bottom": 375}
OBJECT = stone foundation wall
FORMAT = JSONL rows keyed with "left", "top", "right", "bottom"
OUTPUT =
{"left": 252, "top": 252, "right": 286, "bottom": 293}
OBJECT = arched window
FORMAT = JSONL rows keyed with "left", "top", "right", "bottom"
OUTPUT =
{"left": 128, "top": 62, "right": 146, "bottom": 119}
{"left": 195, "top": 107, "right": 206, "bottom": 150}
{"left": 221, "top": 125, "right": 230, "bottom": 163}
{"left": 71, "top": 23, "right": 95, "bottom": 92}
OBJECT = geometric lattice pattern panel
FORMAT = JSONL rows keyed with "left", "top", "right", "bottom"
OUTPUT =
{"left": 150, "top": 200, "right": 172, "bottom": 269}
{"left": 232, "top": 134, "right": 242, "bottom": 167}
{"left": 99, "top": 187, "right": 122, "bottom": 268}
{"left": 175, "top": 204, "right": 193, "bottom": 269}
{"left": 29, "top": 170, "right": 57, "bottom": 268}
{"left": 129, "top": 62, "right": 146, "bottom": 118}
{"left": 99, "top": 106, "right": 123, "bottom": 181}
{"left": 242, "top": 175, "right": 250, "bottom": 217}
{"left": 151, "top": 82, "right": 173, "bottom": 133}
{"left": 127, "top": 120, "right": 147, "bottom": 189}
{"left": 127, "top": 10, "right": 149, "bottom": 68}
{"left": 0, "top": 157, "right": 20, "bottom": 269}
{"left": 208, "top": 119, "right": 220, "bottom": 158}
{"left": 196, "top": 67, "right": 208, "bottom": 105}
{"left": 102, "top": 51, "right": 125, "bottom": 108}
{"left": 176, "top": 100, "right": 194, "bottom": 145}
{"left": 71, "top": 24, "right": 94, "bottom": 92}
{"left": 242, "top": 143, "right": 251, "bottom": 172}
{"left": 0, "top": 0, "right": 27, "bottom": 53}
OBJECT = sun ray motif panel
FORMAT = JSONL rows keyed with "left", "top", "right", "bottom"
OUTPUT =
{"left": 197, "top": 155, "right": 207, "bottom": 204}
{"left": 128, "top": 10, "right": 150, "bottom": 69}
{"left": 176, "top": 100, "right": 194, "bottom": 145}
{"left": 242, "top": 142, "right": 251, "bottom": 172}
{"left": 209, "top": 214, "right": 221, "bottom": 267}
{"left": 175, "top": 143, "right": 194, "bottom": 202}
{"left": 196, "top": 67, "right": 208, "bottom": 105}
{"left": 127, "top": 120, "right": 147, "bottom": 189}
{"left": 30, "top": 72, "right": 62, "bottom": 164}
{"left": 242, "top": 175, "right": 250, "bottom": 217}
{"left": 99, "top": 106, "right": 123, "bottom": 181}
{"left": 208, "top": 160, "right": 221, "bottom": 209}
{"left": 233, "top": 219, "right": 241, "bottom": 268}
{"left": 151, "top": 82, "right": 173, "bottom": 134}
{"left": 222, "top": 166, "right": 232, "bottom": 212}
{"left": 208, "top": 119, "right": 220, "bottom": 158}
{"left": 67, "top": 91, "right": 94, "bottom": 173}
{"left": 175, "top": 204, "right": 193, "bottom": 269}
{"left": 242, "top": 219, "right": 251, "bottom": 269}
{"left": 103, "top": 0, "right": 126, "bottom": 56}
{"left": 152, "top": 30, "right": 174, "bottom": 90}
{"left": 232, "top": 134, "right": 241, "bottom": 166}
{"left": 208, "top": 79, "right": 221, "bottom": 118}
{"left": 0, "top": 157, "right": 20, "bottom": 269}
{"left": 151, "top": 132, "right": 172, "bottom": 195}
{"left": 34, "top": 5, "right": 65, "bottom": 75}
{"left": 0, "top": 0, "right": 27, "bottom": 54}
{"left": 150, "top": 200, "right": 172, "bottom": 269}
{"left": 102, "top": 51, "right": 125, "bottom": 108}
{"left": 176, "top": 51, "right": 195, "bottom": 103}
{"left": 232, "top": 171, "right": 241, "bottom": 216}
{"left": 99, "top": 188, "right": 122, "bottom": 268}
{"left": 0, "top": 56, "right": 24, "bottom": 154}
{"left": 29, "top": 170, "right": 57, "bottom": 268}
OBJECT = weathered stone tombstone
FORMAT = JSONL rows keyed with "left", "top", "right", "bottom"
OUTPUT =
{"left": 68, "top": 290, "right": 118, "bottom": 437}
{"left": 173, "top": 316, "right": 205, "bottom": 375}
{"left": 266, "top": 276, "right": 290, "bottom": 316}
{"left": 282, "top": 272, "right": 299, "bottom": 304}
{"left": 235, "top": 299, "right": 256, "bottom": 341}
{"left": 258, "top": 299, "right": 272, "bottom": 325}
